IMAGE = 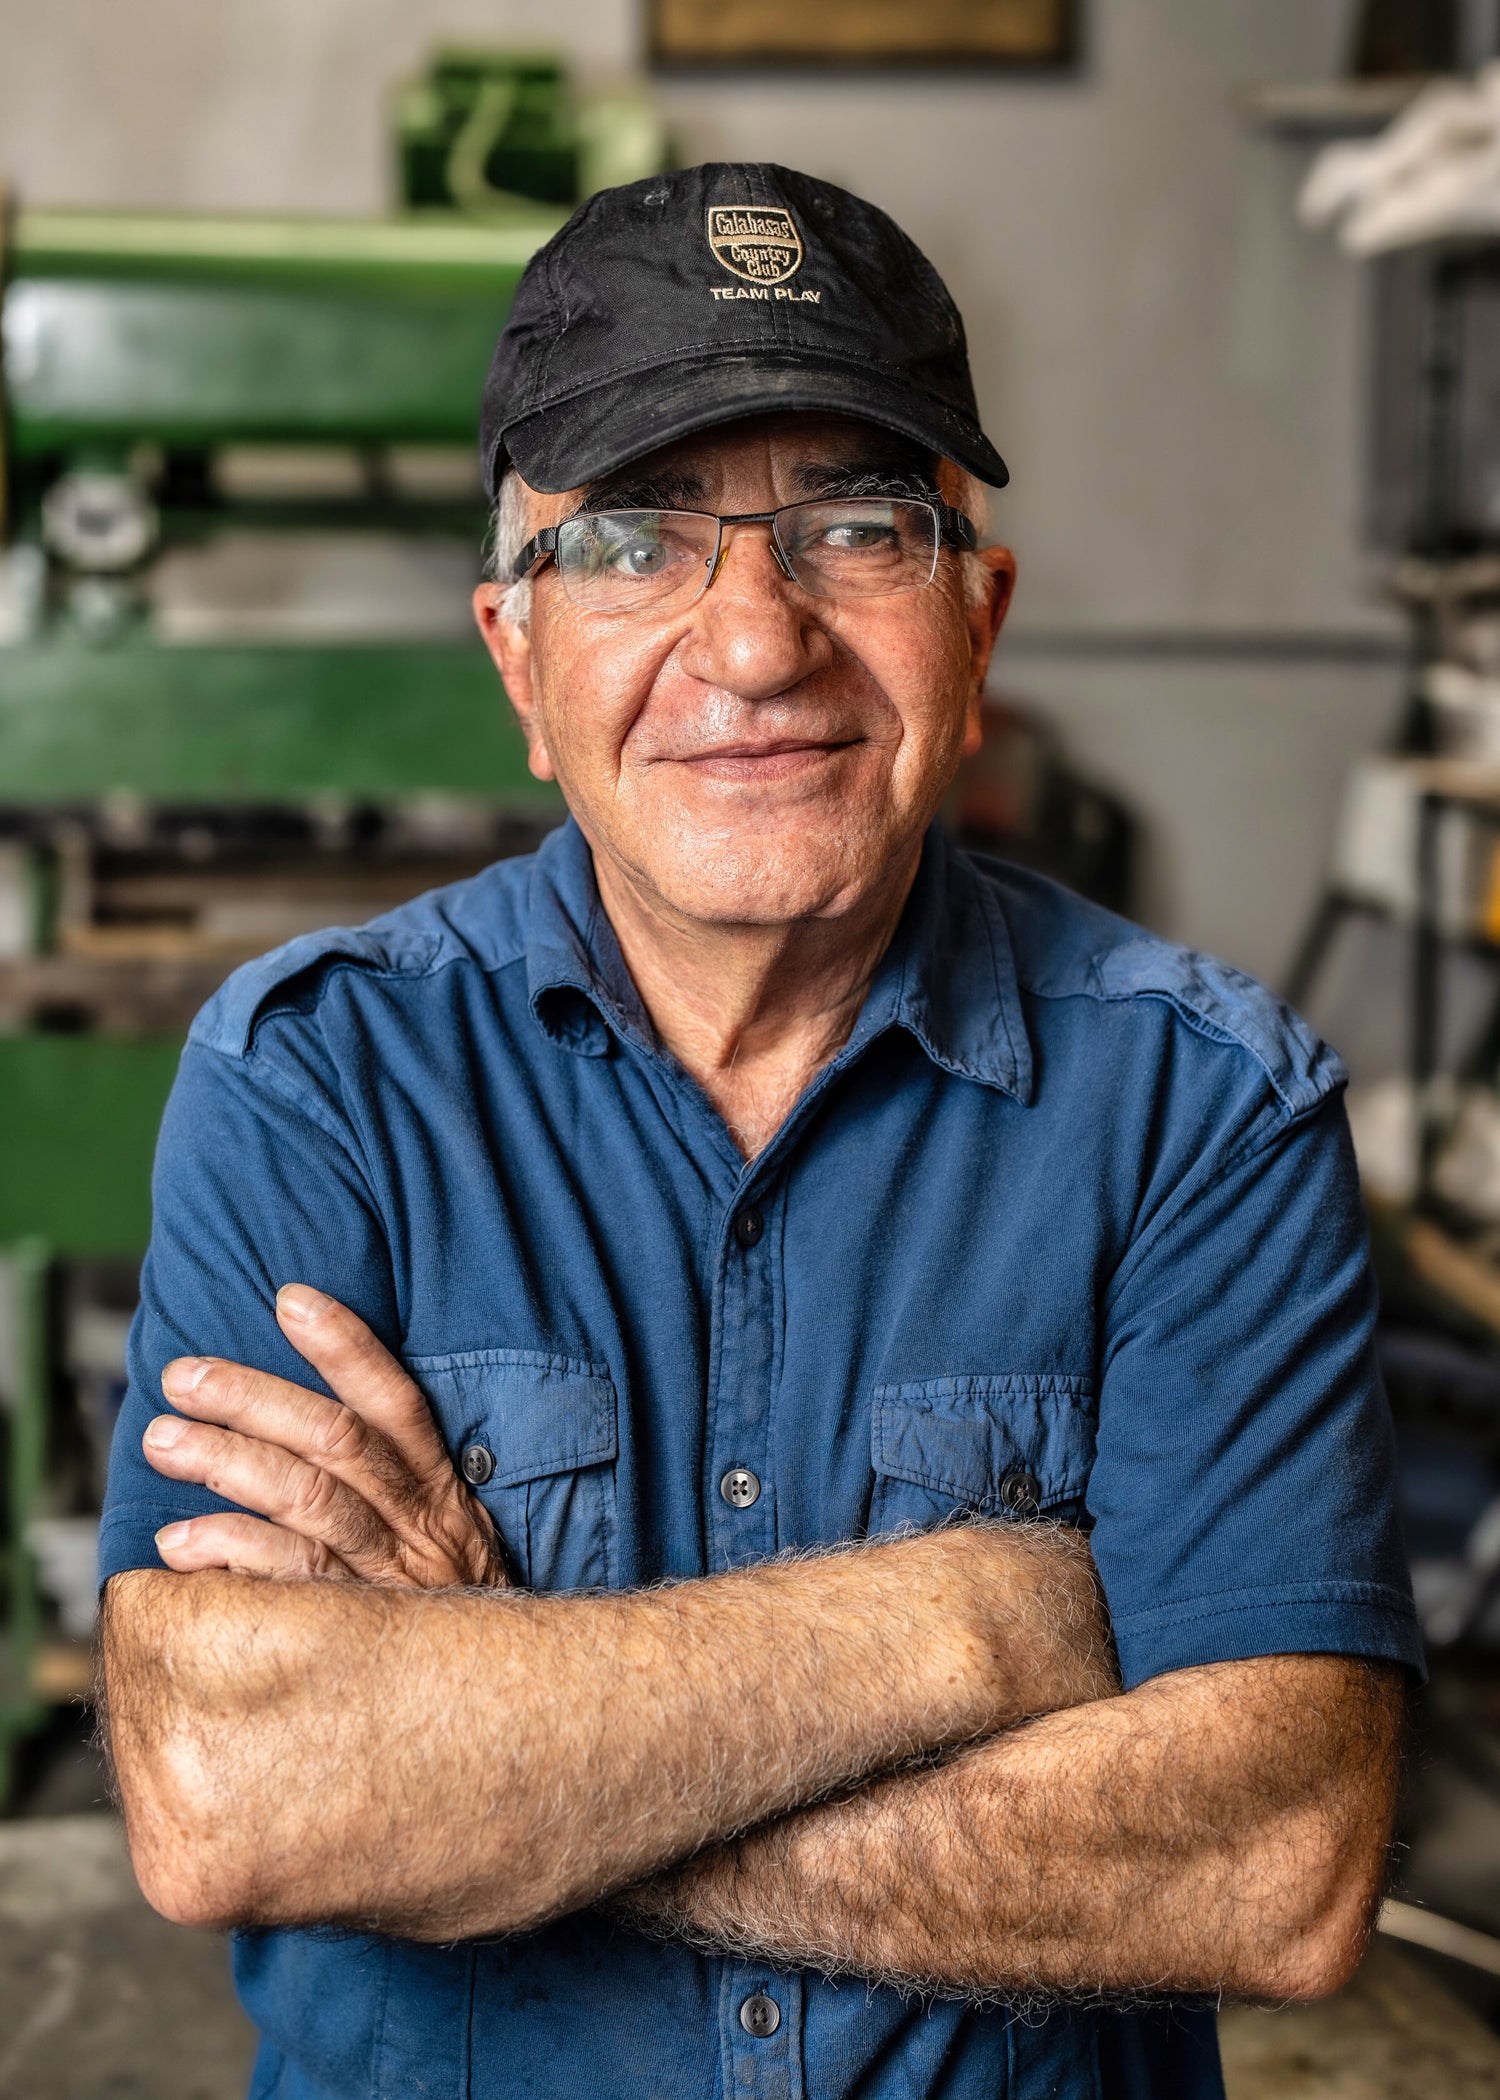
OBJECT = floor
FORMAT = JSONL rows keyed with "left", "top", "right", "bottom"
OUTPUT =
{"left": 0, "top": 1815, "right": 256, "bottom": 2100}
{"left": 1220, "top": 1942, "right": 1500, "bottom": 2099}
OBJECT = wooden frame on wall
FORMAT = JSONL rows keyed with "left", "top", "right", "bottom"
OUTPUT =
{"left": 650, "top": 0, "right": 1078, "bottom": 70}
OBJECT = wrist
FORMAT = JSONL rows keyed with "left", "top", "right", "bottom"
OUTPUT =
{"left": 920, "top": 1522, "right": 1119, "bottom": 1729}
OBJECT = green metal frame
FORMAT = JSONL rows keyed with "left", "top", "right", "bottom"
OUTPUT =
{"left": 0, "top": 1045, "right": 190, "bottom": 1803}
{"left": 6, "top": 208, "right": 559, "bottom": 456}
{"left": 0, "top": 640, "right": 557, "bottom": 803}
{"left": 0, "top": 1038, "right": 185, "bottom": 1253}
{"left": 0, "top": 200, "right": 569, "bottom": 1797}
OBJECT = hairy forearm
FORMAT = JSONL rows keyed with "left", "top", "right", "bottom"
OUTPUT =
{"left": 613, "top": 1655, "right": 1405, "bottom": 2002}
{"left": 104, "top": 1522, "right": 1112, "bottom": 1940}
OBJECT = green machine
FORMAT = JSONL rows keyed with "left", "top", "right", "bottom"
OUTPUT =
{"left": 0, "top": 54, "right": 666, "bottom": 1793}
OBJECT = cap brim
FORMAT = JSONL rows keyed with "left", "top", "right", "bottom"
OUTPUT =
{"left": 492, "top": 350, "right": 1009, "bottom": 496}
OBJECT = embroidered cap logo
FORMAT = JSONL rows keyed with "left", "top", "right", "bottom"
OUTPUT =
{"left": 707, "top": 205, "right": 804, "bottom": 286}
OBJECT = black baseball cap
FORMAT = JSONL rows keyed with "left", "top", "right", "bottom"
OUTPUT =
{"left": 480, "top": 161, "right": 1009, "bottom": 498}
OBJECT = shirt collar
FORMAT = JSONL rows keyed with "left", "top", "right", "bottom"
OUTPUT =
{"left": 526, "top": 816, "right": 1033, "bottom": 1103}
{"left": 526, "top": 820, "right": 649, "bottom": 1057}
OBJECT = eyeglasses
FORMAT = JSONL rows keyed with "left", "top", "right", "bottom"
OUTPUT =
{"left": 510, "top": 497, "right": 977, "bottom": 615}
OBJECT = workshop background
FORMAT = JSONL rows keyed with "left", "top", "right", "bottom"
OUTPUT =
{"left": 6, "top": 3, "right": 1500, "bottom": 2096}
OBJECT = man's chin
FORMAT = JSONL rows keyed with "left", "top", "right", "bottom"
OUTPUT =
{"left": 627, "top": 828, "right": 894, "bottom": 929}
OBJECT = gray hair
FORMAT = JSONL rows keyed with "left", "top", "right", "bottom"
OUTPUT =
{"left": 485, "top": 469, "right": 537, "bottom": 626}
{"left": 485, "top": 462, "right": 995, "bottom": 628}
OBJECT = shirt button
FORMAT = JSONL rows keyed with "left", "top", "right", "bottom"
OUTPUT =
{"left": 739, "top": 1991, "right": 781, "bottom": 2037}
{"left": 999, "top": 1467, "right": 1041, "bottom": 1516}
{"left": 461, "top": 1443, "right": 496, "bottom": 1486}
{"left": 720, "top": 1466, "right": 761, "bottom": 1509}
{"left": 733, "top": 1207, "right": 765, "bottom": 1249}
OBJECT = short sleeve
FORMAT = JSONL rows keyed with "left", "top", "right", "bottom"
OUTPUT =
{"left": 1089, "top": 1094, "right": 1424, "bottom": 1688}
{"left": 99, "top": 1039, "right": 398, "bottom": 1585}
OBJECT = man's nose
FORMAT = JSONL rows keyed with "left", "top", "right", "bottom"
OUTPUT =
{"left": 679, "top": 525, "right": 833, "bottom": 699}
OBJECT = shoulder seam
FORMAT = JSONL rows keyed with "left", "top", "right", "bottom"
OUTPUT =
{"left": 1016, "top": 968, "right": 1337, "bottom": 1123}
{"left": 197, "top": 939, "right": 531, "bottom": 1062}
{"left": 185, "top": 1032, "right": 360, "bottom": 1152}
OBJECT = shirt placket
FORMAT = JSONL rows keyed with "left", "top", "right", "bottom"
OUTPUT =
{"left": 719, "top": 1961, "right": 804, "bottom": 2100}
{"left": 705, "top": 1182, "right": 803, "bottom": 2099}
{"left": 705, "top": 1187, "right": 781, "bottom": 1570}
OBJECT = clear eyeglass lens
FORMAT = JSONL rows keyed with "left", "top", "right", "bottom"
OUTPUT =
{"left": 551, "top": 498, "right": 942, "bottom": 610}
{"left": 555, "top": 510, "right": 718, "bottom": 610}
{"left": 777, "top": 499, "right": 939, "bottom": 598}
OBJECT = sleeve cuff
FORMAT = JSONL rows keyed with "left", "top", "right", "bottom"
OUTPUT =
{"left": 1112, "top": 1581, "right": 1427, "bottom": 1688}
{"left": 97, "top": 1491, "right": 227, "bottom": 1587}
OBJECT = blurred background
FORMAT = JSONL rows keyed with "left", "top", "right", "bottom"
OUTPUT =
{"left": 7, "top": 4, "right": 1500, "bottom": 2095}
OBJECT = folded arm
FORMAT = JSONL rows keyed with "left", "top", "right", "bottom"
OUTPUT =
{"left": 103, "top": 1519, "right": 1113, "bottom": 1943}
{"left": 103, "top": 1287, "right": 1406, "bottom": 1997}
{"left": 613, "top": 1650, "right": 1406, "bottom": 2002}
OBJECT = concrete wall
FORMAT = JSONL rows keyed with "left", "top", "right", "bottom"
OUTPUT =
{"left": 0, "top": 0, "right": 1409, "bottom": 1050}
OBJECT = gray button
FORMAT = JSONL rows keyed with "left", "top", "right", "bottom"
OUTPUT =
{"left": 720, "top": 1466, "right": 761, "bottom": 1509}
{"left": 733, "top": 1208, "right": 765, "bottom": 1249}
{"left": 999, "top": 1466, "right": 1041, "bottom": 1516}
{"left": 739, "top": 1992, "right": 780, "bottom": 2037}
{"left": 461, "top": 1443, "right": 496, "bottom": 1486}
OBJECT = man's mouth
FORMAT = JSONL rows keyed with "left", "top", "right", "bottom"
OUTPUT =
{"left": 674, "top": 737, "right": 860, "bottom": 780}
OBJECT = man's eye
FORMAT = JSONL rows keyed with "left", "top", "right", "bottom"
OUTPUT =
{"left": 822, "top": 522, "right": 898, "bottom": 552}
{"left": 616, "top": 538, "right": 671, "bottom": 575}
{"left": 596, "top": 529, "right": 695, "bottom": 578}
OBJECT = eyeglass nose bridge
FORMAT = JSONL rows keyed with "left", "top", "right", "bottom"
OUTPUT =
{"left": 704, "top": 514, "right": 798, "bottom": 596}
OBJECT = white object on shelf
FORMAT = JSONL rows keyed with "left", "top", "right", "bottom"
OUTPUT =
{"left": 1329, "top": 754, "right": 1485, "bottom": 933}
{"left": 1425, "top": 661, "right": 1500, "bottom": 757}
{"left": 1301, "top": 64, "right": 1500, "bottom": 252}
{"left": 1348, "top": 1075, "right": 1500, "bottom": 1221}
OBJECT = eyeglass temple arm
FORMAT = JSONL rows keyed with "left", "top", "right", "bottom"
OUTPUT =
{"left": 937, "top": 505, "right": 978, "bottom": 550}
{"left": 511, "top": 528, "right": 560, "bottom": 582}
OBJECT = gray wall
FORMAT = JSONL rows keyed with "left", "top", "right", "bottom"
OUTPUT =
{"left": 0, "top": 0, "right": 1408, "bottom": 1049}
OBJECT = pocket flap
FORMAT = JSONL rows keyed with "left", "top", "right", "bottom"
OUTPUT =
{"left": 871, "top": 1374, "right": 1095, "bottom": 1512}
{"left": 409, "top": 1348, "right": 618, "bottom": 1487}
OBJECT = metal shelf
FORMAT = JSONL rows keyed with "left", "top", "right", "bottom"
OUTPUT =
{"left": 1241, "top": 76, "right": 1430, "bottom": 141}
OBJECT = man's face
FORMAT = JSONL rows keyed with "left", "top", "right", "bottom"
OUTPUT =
{"left": 475, "top": 413, "right": 1014, "bottom": 930}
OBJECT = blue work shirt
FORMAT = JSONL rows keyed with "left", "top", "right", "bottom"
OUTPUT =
{"left": 102, "top": 818, "right": 1422, "bottom": 2100}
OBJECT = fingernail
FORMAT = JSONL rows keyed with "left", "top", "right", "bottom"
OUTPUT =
{"left": 155, "top": 1522, "right": 190, "bottom": 1550}
{"left": 145, "top": 1414, "right": 187, "bottom": 1449}
{"left": 277, "top": 1284, "right": 327, "bottom": 1322}
{"left": 162, "top": 1358, "right": 211, "bottom": 1397}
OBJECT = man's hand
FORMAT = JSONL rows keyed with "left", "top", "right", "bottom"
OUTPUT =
{"left": 142, "top": 1285, "right": 506, "bottom": 1588}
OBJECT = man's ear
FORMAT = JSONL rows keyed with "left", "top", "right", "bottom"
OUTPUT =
{"left": 966, "top": 545, "right": 1016, "bottom": 690}
{"left": 959, "top": 546, "right": 1016, "bottom": 759}
{"left": 472, "top": 585, "right": 557, "bottom": 783}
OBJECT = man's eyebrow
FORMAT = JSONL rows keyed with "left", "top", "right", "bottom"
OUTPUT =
{"left": 571, "top": 471, "right": 709, "bottom": 516}
{"left": 791, "top": 459, "right": 943, "bottom": 502}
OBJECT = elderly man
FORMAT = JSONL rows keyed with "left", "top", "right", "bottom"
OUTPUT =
{"left": 101, "top": 165, "right": 1419, "bottom": 2100}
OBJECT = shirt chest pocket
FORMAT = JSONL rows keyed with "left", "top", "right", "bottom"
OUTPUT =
{"left": 869, "top": 1373, "right": 1096, "bottom": 1537}
{"left": 409, "top": 1349, "right": 619, "bottom": 1593}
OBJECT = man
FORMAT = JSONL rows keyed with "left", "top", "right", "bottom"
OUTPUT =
{"left": 101, "top": 164, "right": 1420, "bottom": 2100}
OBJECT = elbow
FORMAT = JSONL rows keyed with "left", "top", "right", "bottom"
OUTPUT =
{"left": 116, "top": 1715, "right": 263, "bottom": 1931}
{"left": 129, "top": 1818, "right": 253, "bottom": 1933}
{"left": 101, "top": 1572, "right": 270, "bottom": 1931}
{"left": 1237, "top": 1820, "right": 1390, "bottom": 2002}
{"left": 1267, "top": 1902, "right": 1374, "bottom": 2003}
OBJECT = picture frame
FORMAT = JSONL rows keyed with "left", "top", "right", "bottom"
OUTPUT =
{"left": 650, "top": 0, "right": 1078, "bottom": 71}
